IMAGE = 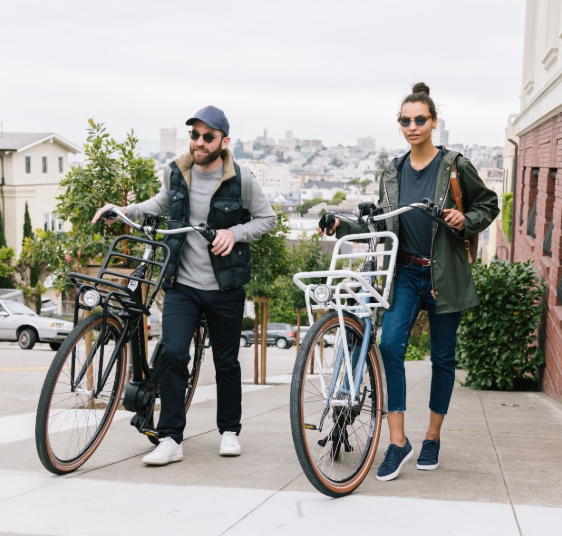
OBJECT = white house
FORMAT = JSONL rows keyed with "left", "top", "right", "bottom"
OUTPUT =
{"left": 0, "top": 133, "right": 81, "bottom": 258}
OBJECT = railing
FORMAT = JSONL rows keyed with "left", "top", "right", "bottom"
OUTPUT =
{"left": 543, "top": 217, "right": 554, "bottom": 257}
{"left": 527, "top": 199, "right": 537, "bottom": 238}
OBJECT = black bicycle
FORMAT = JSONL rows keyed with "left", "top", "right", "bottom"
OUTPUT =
{"left": 35, "top": 209, "right": 215, "bottom": 475}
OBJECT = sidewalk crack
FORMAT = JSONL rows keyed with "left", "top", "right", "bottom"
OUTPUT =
{"left": 478, "top": 392, "right": 523, "bottom": 536}
{"left": 219, "top": 472, "right": 303, "bottom": 535}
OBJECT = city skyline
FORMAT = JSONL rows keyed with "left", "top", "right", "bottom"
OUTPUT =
{"left": 1, "top": 0, "right": 525, "bottom": 152}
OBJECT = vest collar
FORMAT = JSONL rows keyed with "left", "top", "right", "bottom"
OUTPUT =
{"left": 174, "top": 149, "right": 236, "bottom": 191}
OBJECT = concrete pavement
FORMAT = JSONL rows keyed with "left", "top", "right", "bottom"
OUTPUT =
{"left": 1, "top": 341, "right": 562, "bottom": 535}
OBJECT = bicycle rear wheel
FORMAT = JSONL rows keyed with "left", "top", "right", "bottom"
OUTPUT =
{"left": 290, "top": 311, "right": 383, "bottom": 497}
{"left": 35, "top": 313, "right": 127, "bottom": 474}
{"left": 147, "top": 323, "right": 205, "bottom": 445}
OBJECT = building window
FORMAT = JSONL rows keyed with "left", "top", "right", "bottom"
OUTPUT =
{"left": 25, "top": 155, "right": 31, "bottom": 174}
{"left": 58, "top": 156, "right": 64, "bottom": 174}
{"left": 42, "top": 156, "right": 48, "bottom": 174}
{"left": 44, "top": 212, "right": 63, "bottom": 232}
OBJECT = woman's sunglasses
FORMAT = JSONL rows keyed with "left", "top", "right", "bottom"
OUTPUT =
{"left": 189, "top": 129, "right": 222, "bottom": 143}
{"left": 397, "top": 115, "right": 432, "bottom": 128}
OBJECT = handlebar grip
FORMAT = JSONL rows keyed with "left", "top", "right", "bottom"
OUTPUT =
{"left": 100, "top": 209, "right": 118, "bottom": 220}
{"left": 319, "top": 212, "right": 336, "bottom": 231}
{"left": 198, "top": 224, "right": 217, "bottom": 243}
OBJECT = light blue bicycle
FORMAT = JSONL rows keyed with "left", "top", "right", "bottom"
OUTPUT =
{"left": 290, "top": 199, "right": 452, "bottom": 497}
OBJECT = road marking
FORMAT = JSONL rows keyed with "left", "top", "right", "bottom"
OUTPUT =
{"left": 1, "top": 470, "right": 557, "bottom": 536}
{"left": 0, "top": 366, "right": 50, "bottom": 371}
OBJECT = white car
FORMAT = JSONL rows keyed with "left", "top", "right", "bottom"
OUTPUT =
{"left": 0, "top": 299, "right": 73, "bottom": 350}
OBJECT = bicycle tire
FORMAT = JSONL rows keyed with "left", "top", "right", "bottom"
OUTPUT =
{"left": 290, "top": 311, "right": 383, "bottom": 497}
{"left": 35, "top": 313, "right": 127, "bottom": 475}
{"left": 147, "top": 323, "right": 205, "bottom": 445}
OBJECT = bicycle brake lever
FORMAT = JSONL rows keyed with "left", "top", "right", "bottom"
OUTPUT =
{"left": 198, "top": 223, "right": 217, "bottom": 243}
{"left": 420, "top": 199, "right": 455, "bottom": 234}
{"left": 100, "top": 209, "right": 118, "bottom": 220}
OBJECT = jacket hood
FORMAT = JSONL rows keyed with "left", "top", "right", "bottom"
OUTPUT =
{"left": 173, "top": 148, "right": 236, "bottom": 191}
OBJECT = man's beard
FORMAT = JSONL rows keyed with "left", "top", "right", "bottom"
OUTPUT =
{"left": 190, "top": 144, "right": 223, "bottom": 166}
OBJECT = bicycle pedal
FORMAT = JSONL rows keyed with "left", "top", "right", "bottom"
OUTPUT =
{"left": 142, "top": 428, "right": 160, "bottom": 440}
{"left": 318, "top": 436, "right": 328, "bottom": 447}
{"left": 304, "top": 423, "right": 318, "bottom": 430}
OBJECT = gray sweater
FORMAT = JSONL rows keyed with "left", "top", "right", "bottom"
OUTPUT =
{"left": 126, "top": 161, "right": 276, "bottom": 290}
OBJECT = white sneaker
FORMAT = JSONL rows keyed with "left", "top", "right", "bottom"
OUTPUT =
{"left": 142, "top": 437, "right": 183, "bottom": 466}
{"left": 219, "top": 431, "right": 241, "bottom": 456}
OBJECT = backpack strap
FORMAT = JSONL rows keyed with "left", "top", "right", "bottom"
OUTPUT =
{"left": 164, "top": 165, "right": 173, "bottom": 190}
{"left": 233, "top": 161, "right": 252, "bottom": 223}
{"left": 450, "top": 159, "right": 464, "bottom": 214}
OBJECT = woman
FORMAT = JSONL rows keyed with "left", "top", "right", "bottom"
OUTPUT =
{"left": 320, "top": 82, "right": 499, "bottom": 481}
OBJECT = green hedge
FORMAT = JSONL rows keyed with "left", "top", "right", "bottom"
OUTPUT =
{"left": 502, "top": 193, "right": 513, "bottom": 241}
{"left": 456, "top": 260, "right": 545, "bottom": 390}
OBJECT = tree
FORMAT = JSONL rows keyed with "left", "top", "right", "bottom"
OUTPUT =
{"left": 269, "top": 234, "right": 331, "bottom": 324}
{"left": 331, "top": 191, "right": 346, "bottom": 205}
{"left": 246, "top": 211, "right": 289, "bottom": 301}
{"left": 0, "top": 209, "right": 14, "bottom": 289}
{"left": 375, "top": 149, "right": 389, "bottom": 179}
{"left": 360, "top": 179, "right": 372, "bottom": 194}
{"left": 20, "top": 203, "right": 42, "bottom": 311}
{"left": 25, "top": 119, "right": 162, "bottom": 294}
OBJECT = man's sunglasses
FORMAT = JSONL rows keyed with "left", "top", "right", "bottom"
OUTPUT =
{"left": 189, "top": 129, "right": 222, "bottom": 143}
{"left": 397, "top": 115, "right": 432, "bottom": 128}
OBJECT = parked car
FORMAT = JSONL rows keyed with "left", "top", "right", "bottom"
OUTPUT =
{"left": 147, "top": 314, "right": 162, "bottom": 340}
{"left": 294, "top": 325, "right": 335, "bottom": 347}
{"left": 0, "top": 299, "right": 73, "bottom": 350}
{"left": 240, "top": 323, "right": 296, "bottom": 349}
{"left": 40, "top": 297, "right": 58, "bottom": 316}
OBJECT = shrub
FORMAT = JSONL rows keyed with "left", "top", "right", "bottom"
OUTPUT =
{"left": 456, "top": 260, "right": 546, "bottom": 390}
{"left": 241, "top": 316, "right": 256, "bottom": 330}
{"left": 502, "top": 193, "right": 513, "bottom": 241}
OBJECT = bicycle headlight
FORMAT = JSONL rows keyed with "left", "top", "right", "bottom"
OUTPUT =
{"left": 82, "top": 289, "right": 100, "bottom": 308}
{"left": 313, "top": 285, "right": 332, "bottom": 304}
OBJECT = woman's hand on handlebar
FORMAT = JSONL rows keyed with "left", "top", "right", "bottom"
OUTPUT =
{"left": 318, "top": 218, "right": 340, "bottom": 237}
{"left": 443, "top": 209, "right": 465, "bottom": 231}
{"left": 92, "top": 203, "right": 127, "bottom": 224}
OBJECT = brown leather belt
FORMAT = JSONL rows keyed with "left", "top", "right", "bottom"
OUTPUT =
{"left": 398, "top": 252, "right": 431, "bottom": 266}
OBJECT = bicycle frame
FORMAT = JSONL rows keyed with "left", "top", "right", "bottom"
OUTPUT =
{"left": 293, "top": 228, "right": 398, "bottom": 404}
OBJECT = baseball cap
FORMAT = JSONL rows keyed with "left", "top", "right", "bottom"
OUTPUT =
{"left": 186, "top": 106, "right": 230, "bottom": 136}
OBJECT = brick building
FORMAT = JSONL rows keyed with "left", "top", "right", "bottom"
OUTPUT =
{"left": 511, "top": 1, "right": 562, "bottom": 400}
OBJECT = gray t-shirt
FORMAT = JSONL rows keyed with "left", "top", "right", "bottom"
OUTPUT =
{"left": 126, "top": 161, "right": 276, "bottom": 290}
{"left": 398, "top": 150, "right": 443, "bottom": 257}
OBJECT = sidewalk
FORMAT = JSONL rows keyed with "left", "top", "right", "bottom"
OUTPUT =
{"left": 1, "top": 357, "right": 562, "bottom": 535}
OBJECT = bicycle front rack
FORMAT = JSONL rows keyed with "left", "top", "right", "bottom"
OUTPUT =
{"left": 69, "top": 234, "right": 171, "bottom": 322}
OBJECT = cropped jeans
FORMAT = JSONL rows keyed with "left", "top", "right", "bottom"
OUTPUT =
{"left": 379, "top": 258, "right": 461, "bottom": 415}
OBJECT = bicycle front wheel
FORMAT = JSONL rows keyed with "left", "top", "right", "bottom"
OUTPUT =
{"left": 290, "top": 311, "right": 383, "bottom": 497}
{"left": 35, "top": 313, "right": 127, "bottom": 474}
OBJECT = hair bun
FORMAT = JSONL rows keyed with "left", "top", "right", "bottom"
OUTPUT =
{"left": 412, "top": 82, "right": 430, "bottom": 95}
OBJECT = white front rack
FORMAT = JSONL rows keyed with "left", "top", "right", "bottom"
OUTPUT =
{"left": 293, "top": 231, "right": 399, "bottom": 325}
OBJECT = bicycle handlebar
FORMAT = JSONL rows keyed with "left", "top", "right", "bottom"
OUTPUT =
{"left": 323, "top": 199, "right": 458, "bottom": 235}
{"left": 100, "top": 207, "right": 217, "bottom": 242}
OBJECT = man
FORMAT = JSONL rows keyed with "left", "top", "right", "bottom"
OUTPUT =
{"left": 92, "top": 106, "right": 276, "bottom": 465}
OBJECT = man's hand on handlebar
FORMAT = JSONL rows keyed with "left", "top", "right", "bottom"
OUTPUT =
{"left": 92, "top": 204, "right": 127, "bottom": 225}
{"left": 211, "top": 229, "right": 236, "bottom": 256}
{"left": 443, "top": 209, "right": 465, "bottom": 231}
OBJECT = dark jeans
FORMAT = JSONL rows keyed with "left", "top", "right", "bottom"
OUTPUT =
{"left": 157, "top": 282, "right": 246, "bottom": 443}
{"left": 379, "top": 259, "right": 461, "bottom": 415}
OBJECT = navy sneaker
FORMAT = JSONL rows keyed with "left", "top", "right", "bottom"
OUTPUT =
{"left": 376, "top": 438, "right": 414, "bottom": 481}
{"left": 416, "top": 439, "right": 440, "bottom": 470}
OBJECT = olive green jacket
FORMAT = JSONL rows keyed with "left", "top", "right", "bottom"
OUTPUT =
{"left": 337, "top": 148, "right": 499, "bottom": 314}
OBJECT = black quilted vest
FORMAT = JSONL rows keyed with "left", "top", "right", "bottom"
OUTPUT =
{"left": 163, "top": 160, "right": 251, "bottom": 290}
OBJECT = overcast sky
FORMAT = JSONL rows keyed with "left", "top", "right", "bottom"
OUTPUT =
{"left": 1, "top": 0, "right": 526, "bottom": 153}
